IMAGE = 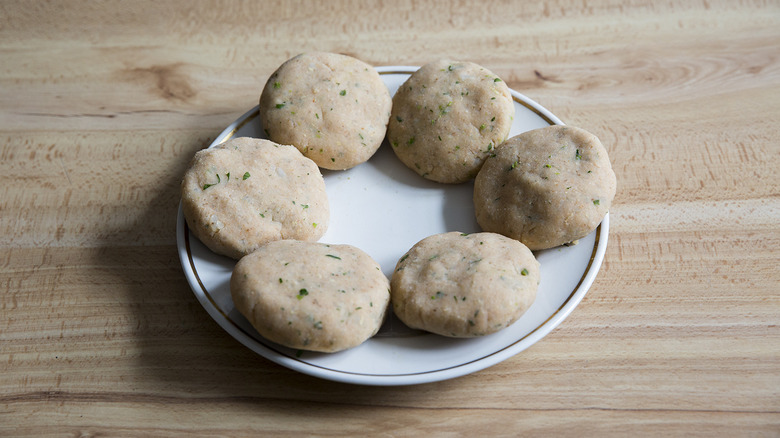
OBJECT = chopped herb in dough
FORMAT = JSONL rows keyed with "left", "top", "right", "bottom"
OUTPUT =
{"left": 203, "top": 173, "right": 221, "bottom": 190}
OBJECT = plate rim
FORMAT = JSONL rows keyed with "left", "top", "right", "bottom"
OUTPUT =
{"left": 176, "top": 66, "right": 608, "bottom": 385}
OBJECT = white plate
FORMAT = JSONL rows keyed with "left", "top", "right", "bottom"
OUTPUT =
{"left": 176, "top": 66, "right": 609, "bottom": 385}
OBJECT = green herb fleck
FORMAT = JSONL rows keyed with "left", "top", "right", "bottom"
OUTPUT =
{"left": 243, "top": 171, "right": 250, "bottom": 180}
{"left": 203, "top": 173, "right": 221, "bottom": 190}
{"left": 521, "top": 268, "right": 529, "bottom": 276}
{"left": 315, "top": 113, "right": 319, "bottom": 119}
{"left": 408, "top": 137, "right": 415, "bottom": 145}
{"left": 313, "top": 321, "right": 323, "bottom": 330}
{"left": 593, "top": 199, "right": 601, "bottom": 205}
{"left": 575, "top": 149, "right": 582, "bottom": 160}
{"left": 396, "top": 116, "right": 403, "bottom": 123}
{"left": 494, "top": 77, "right": 502, "bottom": 82}
{"left": 301, "top": 204, "right": 309, "bottom": 209}
{"left": 339, "top": 89, "right": 346, "bottom": 96}
{"left": 326, "top": 254, "right": 341, "bottom": 260}
{"left": 479, "top": 124, "right": 486, "bottom": 131}
{"left": 279, "top": 278, "right": 283, "bottom": 283}
{"left": 545, "top": 164, "right": 552, "bottom": 168}
{"left": 273, "top": 81, "right": 281, "bottom": 89}
{"left": 510, "top": 161, "right": 519, "bottom": 170}
{"left": 296, "top": 289, "right": 309, "bottom": 300}
{"left": 275, "top": 103, "right": 285, "bottom": 109}
{"left": 431, "top": 291, "right": 445, "bottom": 300}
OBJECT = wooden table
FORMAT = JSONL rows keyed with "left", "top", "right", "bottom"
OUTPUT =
{"left": 2, "top": 1, "right": 778, "bottom": 435}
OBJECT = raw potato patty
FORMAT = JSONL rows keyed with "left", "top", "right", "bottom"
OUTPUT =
{"left": 230, "top": 240, "right": 391, "bottom": 353}
{"left": 387, "top": 60, "right": 515, "bottom": 183}
{"left": 474, "top": 125, "right": 616, "bottom": 250}
{"left": 259, "top": 52, "right": 392, "bottom": 170}
{"left": 391, "top": 232, "right": 540, "bottom": 337}
{"left": 181, "top": 137, "right": 329, "bottom": 259}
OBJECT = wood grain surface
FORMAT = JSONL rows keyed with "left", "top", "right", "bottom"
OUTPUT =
{"left": 1, "top": 0, "right": 778, "bottom": 436}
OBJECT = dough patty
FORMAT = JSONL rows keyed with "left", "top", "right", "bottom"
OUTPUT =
{"left": 259, "top": 52, "right": 392, "bottom": 170}
{"left": 181, "top": 137, "right": 329, "bottom": 259}
{"left": 390, "top": 232, "right": 540, "bottom": 337}
{"left": 473, "top": 125, "right": 616, "bottom": 250}
{"left": 231, "top": 240, "right": 391, "bottom": 353}
{"left": 387, "top": 60, "right": 515, "bottom": 183}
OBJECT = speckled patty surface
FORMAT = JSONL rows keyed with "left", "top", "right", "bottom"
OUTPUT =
{"left": 390, "top": 232, "right": 540, "bottom": 338}
{"left": 387, "top": 60, "right": 515, "bottom": 183}
{"left": 474, "top": 125, "right": 616, "bottom": 250}
{"left": 181, "top": 137, "right": 329, "bottom": 259}
{"left": 259, "top": 52, "right": 392, "bottom": 170}
{"left": 230, "top": 240, "right": 391, "bottom": 353}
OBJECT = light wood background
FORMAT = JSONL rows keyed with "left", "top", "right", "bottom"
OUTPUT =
{"left": 1, "top": 0, "right": 778, "bottom": 436}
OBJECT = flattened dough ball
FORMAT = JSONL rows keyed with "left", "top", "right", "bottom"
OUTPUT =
{"left": 230, "top": 240, "right": 391, "bottom": 353}
{"left": 181, "top": 137, "right": 329, "bottom": 259}
{"left": 391, "top": 232, "right": 540, "bottom": 337}
{"left": 474, "top": 125, "right": 616, "bottom": 250}
{"left": 259, "top": 52, "right": 392, "bottom": 170}
{"left": 387, "top": 60, "right": 515, "bottom": 183}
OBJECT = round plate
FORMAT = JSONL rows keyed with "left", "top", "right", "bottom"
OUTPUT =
{"left": 176, "top": 66, "right": 609, "bottom": 385}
